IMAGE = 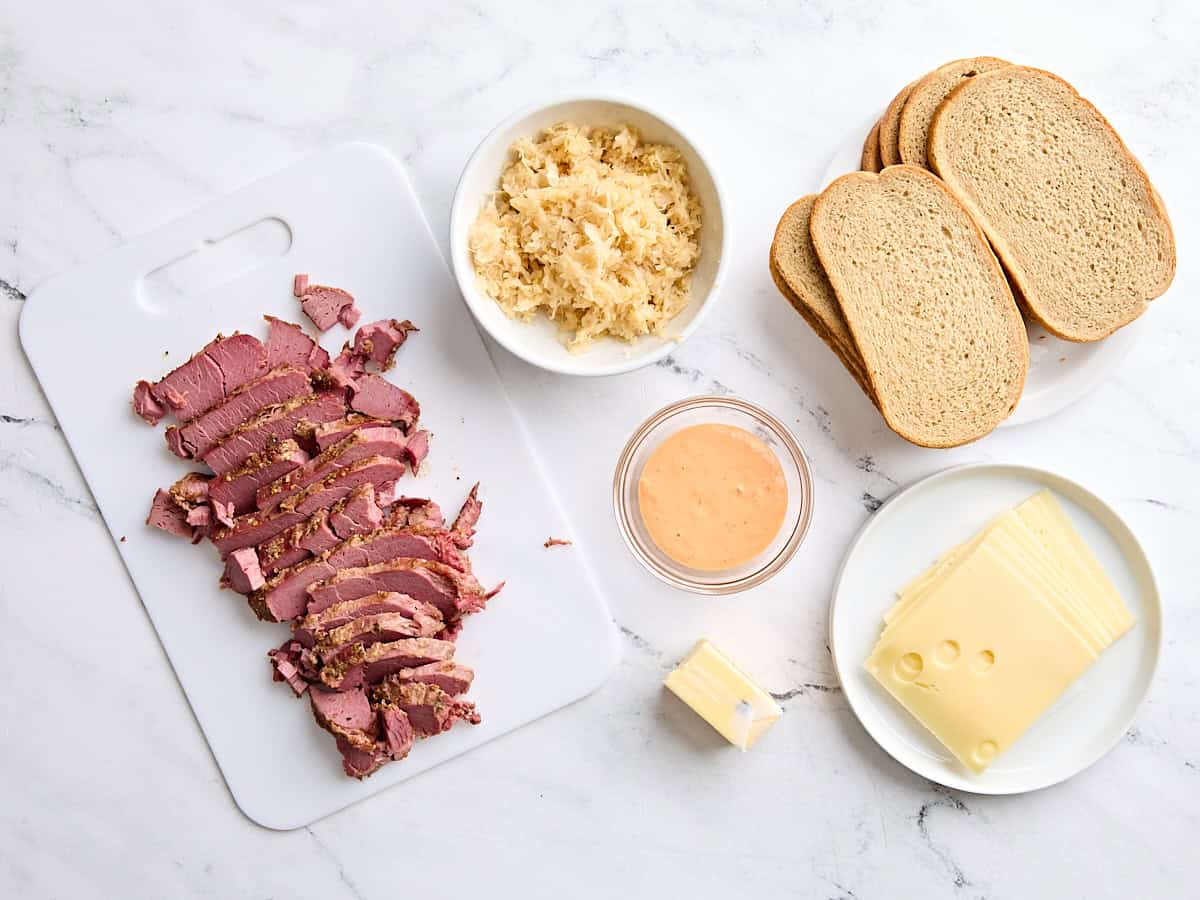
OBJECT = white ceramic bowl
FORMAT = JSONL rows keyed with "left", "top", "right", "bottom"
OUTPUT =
{"left": 449, "top": 96, "right": 727, "bottom": 376}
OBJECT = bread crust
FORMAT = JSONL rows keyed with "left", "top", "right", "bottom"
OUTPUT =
{"left": 811, "top": 166, "right": 1027, "bottom": 448}
{"left": 879, "top": 80, "right": 916, "bottom": 166}
{"left": 860, "top": 120, "right": 883, "bottom": 173}
{"left": 928, "top": 65, "right": 1176, "bottom": 342}
{"left": 897, "top": 56, "right": 1011, "bottom": 168}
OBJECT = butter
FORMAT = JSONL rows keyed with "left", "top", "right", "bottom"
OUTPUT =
{"left": 664, "top": 639, "right": 782, "bottom": 750}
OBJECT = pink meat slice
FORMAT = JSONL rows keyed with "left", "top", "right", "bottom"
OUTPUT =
{"left": 389, "top": 661, "right": 476, "bottom": 697}
{"left": 264, "top": 316, "right": 330, "bottom": 374}
{"left": 311, "top": 686, "right": 374, "bottom": 733}
{"left": 132, "top": 380, "right": 167, "bottom": 425}
{"left": 141, "top": 334, "right": 268, "bottom": 424}
{"left": 300, "top": 285, "right": 358, "bottom": 332}
{"left": 338, "top": 304, "right": 361, "bottom": 329}
{"left": 349, "top": 374, "right": 420, "bottom": 430}
{"left": 165, "top": 366, "right": 310, "bottom": 460}
{"left": 316, "top": 612, "right": 437, "bottom": 663}
{"left": 224, "top": 547, "right": 265, "bottom": 593}
{"left": 371, "top": 680, "right": 479, "bottom": 736}
{"left": 255, "top": 426, "right": 409, "bottom": 513}
{"left": 320, "top": 638, "right": 456, "bottom": 690}
{"left": 212, "top": 456, "right": 405, "bottom": 557}
{"left": 450, "top": 483, "right": 482, "bottom": 549}
{"left": 294, "top": 592, "right": 444, "bottom": 648}
{"left": 306, "top": 558, "right": 489, "bottom": 619}
{"left": 257, "top": 484, "right": 381, "bottom": 578}
{"left": 203, "top": 391, "right": 346, "bottom": 476}
{"left": 293, "top": 274, "right": 309, "bottom": 297}
{"left": 324, "top": 346, "right": 365, "bottom": 392}
{"left": 209, "top": 439, "right": 308, "bottom": 517}
{"left": 379, "top": 705, "right": 415, "bottom": 761}
{"left": 146, "top": 489, "right": 193, "bottom": 538}
{"left": 312, "top": 414, "right": 390, "bottom": 451}
{"left": 403, "top": 429, "right": 430, "bottom": 474}
{"left": 250, "top": 524, "right": 469, "bottom": 622}
{"left": 352, "top": 319, "right": 419, "bottom": 371}
{"left": 386, "top": 497, "right": 445, "bottom": 529}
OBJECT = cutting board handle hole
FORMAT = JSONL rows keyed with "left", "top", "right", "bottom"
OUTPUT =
{"left": 139, "top": 217, "right": 293, "bottom": 314}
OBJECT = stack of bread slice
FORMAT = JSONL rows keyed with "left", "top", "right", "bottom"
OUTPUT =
{"left": 774, "top": 59, "right": 1176, "bottom": 447}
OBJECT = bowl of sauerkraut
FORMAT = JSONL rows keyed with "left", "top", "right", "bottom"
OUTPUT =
{"left": 450, "top": 97, "right": 727, "bottom": 376}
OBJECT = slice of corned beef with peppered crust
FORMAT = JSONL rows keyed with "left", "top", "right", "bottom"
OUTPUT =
{"left": 321, "top": 346, "right": 365, "bottom": 392}
{"left": 293, "top": 592, "right": 444, "bottom": 648}
{"left": 203, "top": 391, "right": 346, "bottom": 476}
{"left": 311, "top": 685, "right": 374, "bottom": 733}
{"left": 146, "top": 489, "right": 193, "bottom": 538}
{"left": 250, "top": 521, "right": 466, "bottom": 622}
{"left": 377, "top": 704, "right": 415, "bottom": 759}
{"left": 257, "top": 484, "right": 382, "bottom": 578}
{"left": 315, "top": 612, "right": 440, "bottom": 665}
{"left": 255, "top": 426, "right": 409, "bottom": 513}
{"left": 388, "top": 661, "right": 475, "bottom": 697}
{"left": 319, "top": 637, "right": 456, "bottom": 690}
{"left": 402, "top": 430, "right": 429, "bottom": 474}
{"left": 371, "top": 680, "right": 479, "bottom": 736}
{"left": 306, "top": 558, "right": 492, "bottom": 620}
{"left": 264, "top": 316, "right": 330, "bottom": 374}
{"left": 138, "top": 334, "right": 268, "bottom": 424}
{"left": 164, "top": 366, "right": 311, "bottom": 460}
{"left": 224, "top": 547, "right": 265, "bottom": 593}
{"left": 299, "top": 282, "right": 358, "bottom": 332}
{"left": 349, "top": 374, "right": 420, "bottom": 429}
{"left": 450, "top": 483, "right": 482, "bottom": 549}
{"left": 352, "top": 319, "right": 419, "bottom": 371}
{"left": 209, "top": 438, "right": 308, "bottom": 518}
{"left": 132, "top": 381, "right": 167, "bottom": 425}
{"left": 385, "top": 497, "right": 445, "bottom": 529}
{"left": 211, "top": 456, "right": 405, "bottom": 557}
{"left": 312, "top": 414, "right": 391, "bottom": 451}
{"left": 168, "top": 472, "right": 211, "bottom": 509}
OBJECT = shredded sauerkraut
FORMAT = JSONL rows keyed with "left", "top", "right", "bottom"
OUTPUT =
{"left": 468, "top": 123, "right": 702, "bottom": 349}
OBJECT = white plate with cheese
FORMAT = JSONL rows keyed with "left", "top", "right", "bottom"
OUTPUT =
{"left": 819, "top": 118, "right": 1145, "bottom": 428}
{"left": 830, "top": 463, "right": 1161, "bottom": 794}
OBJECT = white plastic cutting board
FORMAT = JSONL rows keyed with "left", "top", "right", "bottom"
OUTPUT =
{"left": 19, "top": 142, "right": 618, "bottom": 830}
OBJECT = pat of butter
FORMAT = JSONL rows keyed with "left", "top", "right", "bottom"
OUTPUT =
{"left": 664, "top": 639, "right": 782, "bottom": 750}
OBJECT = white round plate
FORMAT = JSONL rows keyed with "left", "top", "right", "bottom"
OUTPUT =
{"left": 830, "top": 463, "right": 1161, "bottom": 794}
{"left": 818, "top": 116, "right": 1144, "bottom": 427}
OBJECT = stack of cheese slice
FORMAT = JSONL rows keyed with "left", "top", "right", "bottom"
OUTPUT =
{"left": 864, "top": 490, "right": 1135, "bottom": 774}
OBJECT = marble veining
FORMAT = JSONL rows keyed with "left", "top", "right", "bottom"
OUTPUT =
{"left": 1, "top": 1, "right": 1197, "bottom": 898}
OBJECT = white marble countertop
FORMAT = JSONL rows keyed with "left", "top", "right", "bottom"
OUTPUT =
{"left": 2, "top": 1, "right": 1197, "bottom": 897}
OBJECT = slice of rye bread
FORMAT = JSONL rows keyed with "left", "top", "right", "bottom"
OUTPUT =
{"left": 897, "top": 56, "right": 1011, "bottom": 168}
{"left": 769, "top": 196, "right": 876, "bottom": 403}
{"left": 861, "top": 120, "right": 883, "bottom": 173}
{"left": 878, "top": 80, "right": 917, "bottom": 166}
{"left": 929, "top": 66, "right": 1176, "bottom": 341}
{"left": 810, "top": 166, "right": 1028, "bottom": 448}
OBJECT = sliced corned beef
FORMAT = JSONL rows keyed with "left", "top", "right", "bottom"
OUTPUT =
{"left": 319, "top": 638, "right": 456, "bottom": 690}
{"left": 264, "top": 316, "right": 330, "bottom": 374}
{"left": 299, "top": 284, "right": 358, "bottom": 332}
{"left": 165, "top": 366, "right": 310, "bottom": 460}
{"left": 338, "top": 304, "right": 361, "bottom": 329}
{"left": 186, "top": 506, "right": 211, "bottom": 528}
{"left": 255, "top": 426, "right": 408, "bottom": 513}
{"left": 371, "top": 680, "right": 479, "bottom": 736}
{"left": 140, "top": 334, "right": 268, "bottom": 423}
{"left": 385, "top": 497, "right": 445, "bottom": 529}
{"left": 203, "top": 391, "right": 346, "bottom": 476}
{"left": 349, "top": 374, "right": 419, "bottom": 430}
{"left": 387, "top": 661, "right": 475, "bottom": 697}
{"left": 293, "top": 274, "right": 309, "bottom": 297}
{"left": 256, "top": 484, "right": 382, "bottom": 578}
{"left": 133, "top": 380, "right": 167, "bottom": 425}
{"left": 450, "top": 483, "right": 482, "bottom": 549}
{"left": 316, "top": 612, "right": 442, "bottom": 664}
{"left": 212, "top": 456, "right": 405, "bottom": 558}
{"left": 251, "top": 522, "right": 469, "bottom": 622}
{"left": 377, "top": 704, "right": 415, "bottom": 760}
{"left": 293, "top": 592, "right": 444, "bottom": 649}
{"left": 224, "top": 547, "right": 265, "bottom": 594}
{"left": 325, "top": 346, "right": 365, "bottom": 391}
{"left": 146, "top": 489, "right": 193, "bottom": 538}
{"left": 269, "top": 639, "right": 309, "bottom": 696}
{"left": 168, "top": 472, "right": 211, "bottom": 509}
{"left": 403, "top": 430, "right": 430, "bottom": 474}
{"left": 312, "top": 414, "right": 390, "bottom": 451}
{"left": 352, "top": 319, "right": 419, "bottom": 371}
{"left": 311, "top": 685, "right": 373, "bottom": 733}
{"left": 306, "top": 558, "right": 490, "bottom": 620}
{"left": 209, "top": 438, "right": 308, "bottom": 517}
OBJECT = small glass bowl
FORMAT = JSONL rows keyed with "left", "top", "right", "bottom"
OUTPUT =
{"left": 613, "top": 396, "right": 814, "bottom": 594}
